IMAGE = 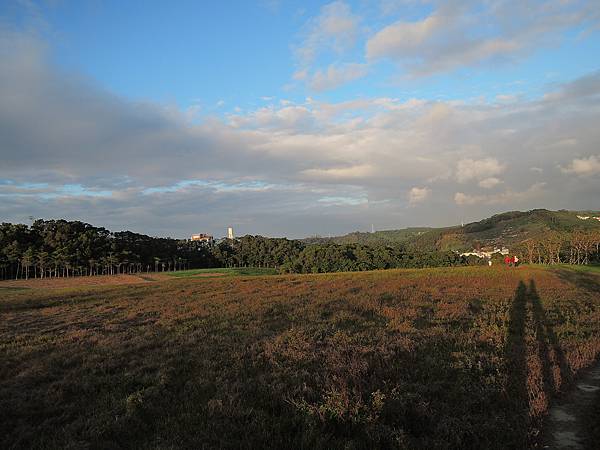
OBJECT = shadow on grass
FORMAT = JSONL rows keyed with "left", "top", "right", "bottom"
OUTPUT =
{"left": 529, "top": 280, "right": 572, "bottom": 395}
{"left": 504, "top": 279, "right": 573, "bottom": 447}
{"left": 504, "top": 281, "right": 529, "bottom": 446}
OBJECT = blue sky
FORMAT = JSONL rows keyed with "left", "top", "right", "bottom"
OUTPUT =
{"left": 1, "top": 1, "right": 599, "bottom": 237}
{"left": 7, "top": 1, "right": 599, "bottom": 109}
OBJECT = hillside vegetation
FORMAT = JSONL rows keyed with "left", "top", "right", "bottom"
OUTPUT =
{"left": 303, "top": 228, "right": 433, "bottom": 246}
{"left": 310, "top": 209, "right": 600, "bottom": 252}
{"left": 1, "top": 266, "right": 599, "bottom": 449}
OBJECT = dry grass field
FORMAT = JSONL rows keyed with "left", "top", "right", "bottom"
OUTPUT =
{"left": 1, "top": 266, "right": 599, "bottom": 449}
{"left": 0, "top": 274, "right": 165, "bottom": 290}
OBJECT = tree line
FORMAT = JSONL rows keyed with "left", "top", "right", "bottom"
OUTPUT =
{"left": 213, "top": 236, "right": 470, "bottom": 273}
{"left": 515, "top": 229, "right": 600, "bottom": 265}
{"left": 2, "top": 219, "right": 599, "bottom": 281}
{"left": 1, "top": 220, "right": 476, "bottom": 281}
{"left": 279, "top": 243, "right": 467, "bottom": 273}
{"left": 0, "top": 220, "right": 218, "bottom": 280}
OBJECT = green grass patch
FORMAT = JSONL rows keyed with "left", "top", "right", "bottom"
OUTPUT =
{"left": 555, "top": 263, "right": 600, "bottom": 274}
{"left": 524, "top": 263, "right": 600, "bottom": 273}
{"left": 0, "top": 286, "right": 30, "bottom": 293}
{"left": 166, "top": 267, "right": 278, "bottom": 278}
{"left": 524, "top": 263, "right": 600, "bottom": 275}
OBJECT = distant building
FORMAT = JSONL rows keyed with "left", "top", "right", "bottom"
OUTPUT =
{"left": 190, "top": 233, "right": 213, "bottom": 244}
{"left": 577, "top": 215, "right": 600, "bottom": 221}
{"left": 227, "top": 227, "right": 234, "bottom": 240}
{"left": 460, "top": 247, "right": 509, "bottom": 259}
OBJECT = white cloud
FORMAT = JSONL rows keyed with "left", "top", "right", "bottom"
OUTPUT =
{"left": 229, "top": 105, "right": 315, "bottom": 130}
{"left": 408, "top": 186, "right": 431, "bottom": 206}
{"left": 367, "top": 15, "right": 441, "bottom": 60}
{"left": 561, "top": 155, "right": 600, "bottom": 176}
{"left": 291, "top": 1, "right": 365, "bottom": 91}
{"left": 454, "top": 192, "right": 474, "bottom": 206}
{"left": 456, "top": 158, "right": 506, "bottom": 183}
{"left": 478, "top": 177, "right": 502, "bottom": 189}
{"left": 317, "top": 195, "right": 368, "bottom": 206}
{"left": 1, "top": 28, "right": 600, "bottom": 236}
{"left": 292, "top": 69, "right": 308, "bottom": 81}
{"left": 295, "top": 1, "right": 360, "bottom": 67}
{"left": 308, "top": 63, "right": 368, "bottom": 91}
{"left": 496, "top": 94, "right": 519, "bottom": 104}
{"left": 454, "top": 183, "right": 546, "bottom": 206}
{"left": 365, "top": 0, "right": 599, "bottom": 76}
{"left": 302, "top": 164, "right": 375, "bottom": 181}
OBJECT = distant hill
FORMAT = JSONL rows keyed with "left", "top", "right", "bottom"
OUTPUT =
{"left": 304, "top": 209, "right": 600, "bottom": 252}
{"left": 302, "top": 227, "right": 432, "bottom": 246}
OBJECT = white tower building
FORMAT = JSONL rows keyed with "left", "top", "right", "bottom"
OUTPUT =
{"left": 227, "top": 226, "right": 234, "bottom": 240}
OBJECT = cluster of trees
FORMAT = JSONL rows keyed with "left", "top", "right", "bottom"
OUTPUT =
{"left": 516, "top": 230, "right": 600, "bottom": 265}
{"left": 280, "top": 243, "right": 467, "bottom": 273}
{"left": 0, "top": 220, "right": 217, "bottom": 280}
{"left": 211, "top": 235, "right": 304, "bottom": 269}
{"left": 196, "top": 237, "right": 470, "bottom": 274}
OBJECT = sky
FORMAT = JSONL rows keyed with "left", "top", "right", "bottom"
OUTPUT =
{"left": 1, "top": 0, "right": 599, "bottom": 239}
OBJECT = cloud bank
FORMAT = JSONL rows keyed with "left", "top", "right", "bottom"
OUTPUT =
{"left": 366, "top": 0, "right": 600, "bottom": 76}
{"left": 1, "top": 29, "right": 599, "bottom": 238}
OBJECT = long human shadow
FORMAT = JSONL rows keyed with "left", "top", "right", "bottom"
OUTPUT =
{"left": 504, "top": 281, "right": 530, "bottom": 446}
{"left": 528, "top": 279, "right": 572, "bottom": 398}
{"left": 504, "top": 280, "right": 573, "bottom": 447}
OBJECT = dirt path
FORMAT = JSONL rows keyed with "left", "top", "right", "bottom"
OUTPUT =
{"left": 542, "top": 360, "right": 600, "bottom": 449}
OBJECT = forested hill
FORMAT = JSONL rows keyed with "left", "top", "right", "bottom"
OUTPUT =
{"left": 302, "top": 227, "right": 432, "bottom": 246}
{"left": 304, "top": 209, "right": 600, "bottom": 252}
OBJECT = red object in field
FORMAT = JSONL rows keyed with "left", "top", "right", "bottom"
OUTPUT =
{"left": 504, "top": 256, "right": 511, "bottom": 265}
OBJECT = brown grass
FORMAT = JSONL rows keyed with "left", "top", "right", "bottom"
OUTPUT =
{"left": 0, "top": 273, "right": 168, "bottom": 289}
{"left": 0, "top": 265, "right": 599, "bottom": 449}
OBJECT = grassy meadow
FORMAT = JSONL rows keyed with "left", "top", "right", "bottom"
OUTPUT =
{"left": 166, "top": 267, "right": 279, "bottom": 278}
{"left": 1, "top": 265, "right": 599, "bottom": 449}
